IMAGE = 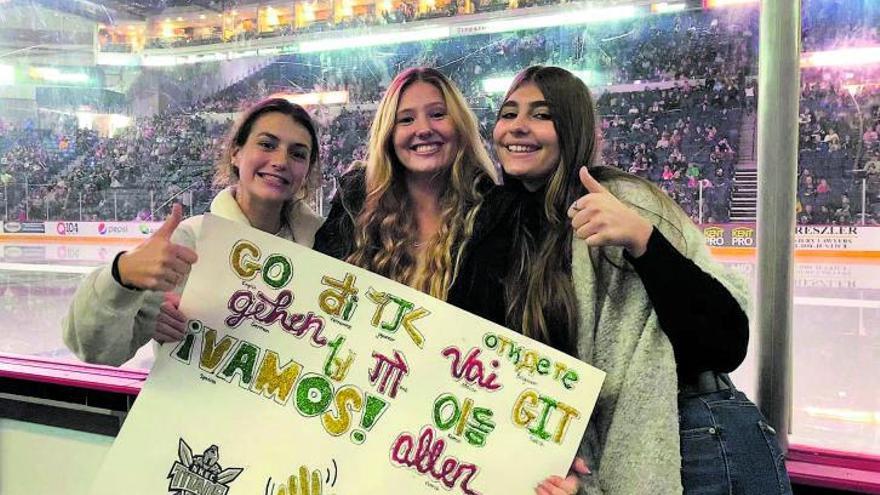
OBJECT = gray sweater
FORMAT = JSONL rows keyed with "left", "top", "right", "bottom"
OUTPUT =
{"left": 573, "top": 178, "right": 750, "bottom": 494}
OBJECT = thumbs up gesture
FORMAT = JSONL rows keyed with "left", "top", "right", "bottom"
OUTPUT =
{"left": 117, "top": 204, "right": 199, "bottom": 291}
{"left": 567, "top": 167, "right": 653, "bottom": 258}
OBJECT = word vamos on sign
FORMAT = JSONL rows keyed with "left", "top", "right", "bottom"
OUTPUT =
{"left": 171, "top": 320, "right": 389, "bottom": 445}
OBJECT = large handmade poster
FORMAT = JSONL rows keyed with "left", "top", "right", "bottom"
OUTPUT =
{"left": 89, "top": 214, "right": 605, "bottom": 495}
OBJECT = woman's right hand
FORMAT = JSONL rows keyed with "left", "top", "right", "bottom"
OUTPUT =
{"left": 154, "top": 291, "right": 188, "bottom": 343}
{"left": 568, "top": 167, "right": 653, "bottom": 258}
{"left": 535, "top": 457, "right": 590, "bottom": 495}
{"left": 117, "top": 204, "right": 198, "bottom": 291}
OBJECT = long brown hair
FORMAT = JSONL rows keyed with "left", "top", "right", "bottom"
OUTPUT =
{"left": 502, "top": 66, "right": 683, "bottom": 354}
{"left": 347, "top": 68, "right": 498, "bottom": 300}
{"left": 214, "top": 97, "right": 321, "bottom": 217}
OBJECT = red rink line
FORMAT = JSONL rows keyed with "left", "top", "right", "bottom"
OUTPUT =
{"left": 788, "top": 445, "right": 880, "bottom": 493}
{"left": 0, "top": 353, "right": 144, "bottom": 395}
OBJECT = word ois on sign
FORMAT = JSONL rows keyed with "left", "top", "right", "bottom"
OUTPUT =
{"left": 432, "top": 392, "right": 496, "bottom": 447}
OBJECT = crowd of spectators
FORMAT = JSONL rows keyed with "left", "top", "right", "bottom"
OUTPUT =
{"left": 0, "top": 122, "right": 80, "bottom": 220}
{"left": 802, "top": 0, "right": 880, "bottom": 52}
{"left": 796, "top": 69, "right": 880, "bottom": 225}
{"left": 7, "top": 5, "right": 880, "bottom": 225}
{"left": 803, "top": 20, "right": 880, "bottom": 53}
{"left": 197, "top": 10, "right": 757, "bottom": 114}
{"left": 596, "top": 80, "right": 743, "bottom": 223}
{"left": 0, "top": 114, "right": 226, "bottom": 221}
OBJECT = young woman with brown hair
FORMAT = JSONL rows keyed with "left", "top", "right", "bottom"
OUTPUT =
{"left": 63, "top": 97, "right": 324, "bottom": 366}
{"left": 493, "top": 65, "right": 790, "bottom": 495}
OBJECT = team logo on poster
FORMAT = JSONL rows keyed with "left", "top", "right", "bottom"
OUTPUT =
{"left": 167, "top": 439, "right": 243, "bottom": 495}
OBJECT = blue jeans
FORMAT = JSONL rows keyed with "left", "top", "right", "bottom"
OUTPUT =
{"left": 679, "top": 389, "right": 793, "bottom": 495}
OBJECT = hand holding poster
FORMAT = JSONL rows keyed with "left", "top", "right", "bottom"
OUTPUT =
{"left": 89, "top": 214, "right": 605, "bottom": 495}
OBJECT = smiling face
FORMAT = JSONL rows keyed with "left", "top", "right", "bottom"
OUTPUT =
{"left": 231, "top": 112, "right": 312, "bottom": 208}
{"left": 493, "top": 82, "right": 561, "bottom": 187}
{"left": 391, "top": 81, "right": 460, "bottom": 178}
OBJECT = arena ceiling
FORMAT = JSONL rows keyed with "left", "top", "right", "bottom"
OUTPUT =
{"left": 19, "top": 0, "right": 234, "bottom": 22}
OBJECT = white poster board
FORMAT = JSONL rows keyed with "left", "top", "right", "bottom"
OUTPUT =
{"left": 89, "top": 214, "right": 605, "bottom": 495}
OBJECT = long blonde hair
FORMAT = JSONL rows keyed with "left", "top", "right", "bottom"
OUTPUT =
{"left": 347, "top": 68, "right": 498, "bottom": 300}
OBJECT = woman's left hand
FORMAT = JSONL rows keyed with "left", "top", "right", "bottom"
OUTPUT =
{"left": 535, "top": 457, "right": 590, "bottom": 495}
{"left": 153, "top": 291, "right": 187, "bottom": 343}
{"left": 568, "top": 167, "right": 653, "bottom": 258}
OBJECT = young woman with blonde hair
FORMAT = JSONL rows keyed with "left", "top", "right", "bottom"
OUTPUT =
{"left": 315, "top": 67, "right": 523, "bottom": 323}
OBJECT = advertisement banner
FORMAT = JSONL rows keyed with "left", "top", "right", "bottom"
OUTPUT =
{"left": 2, "top": 221, "right": 47, "bottom": 234}
{"left": 702, "top": 224, "right": 880, "bottom": 253}
{"left": 47, "top": 221, "right": 162, "bottom": 239}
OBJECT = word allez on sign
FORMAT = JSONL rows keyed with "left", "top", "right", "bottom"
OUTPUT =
{"left": 390, "top": 425, "right": 482, "bottom": 495}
